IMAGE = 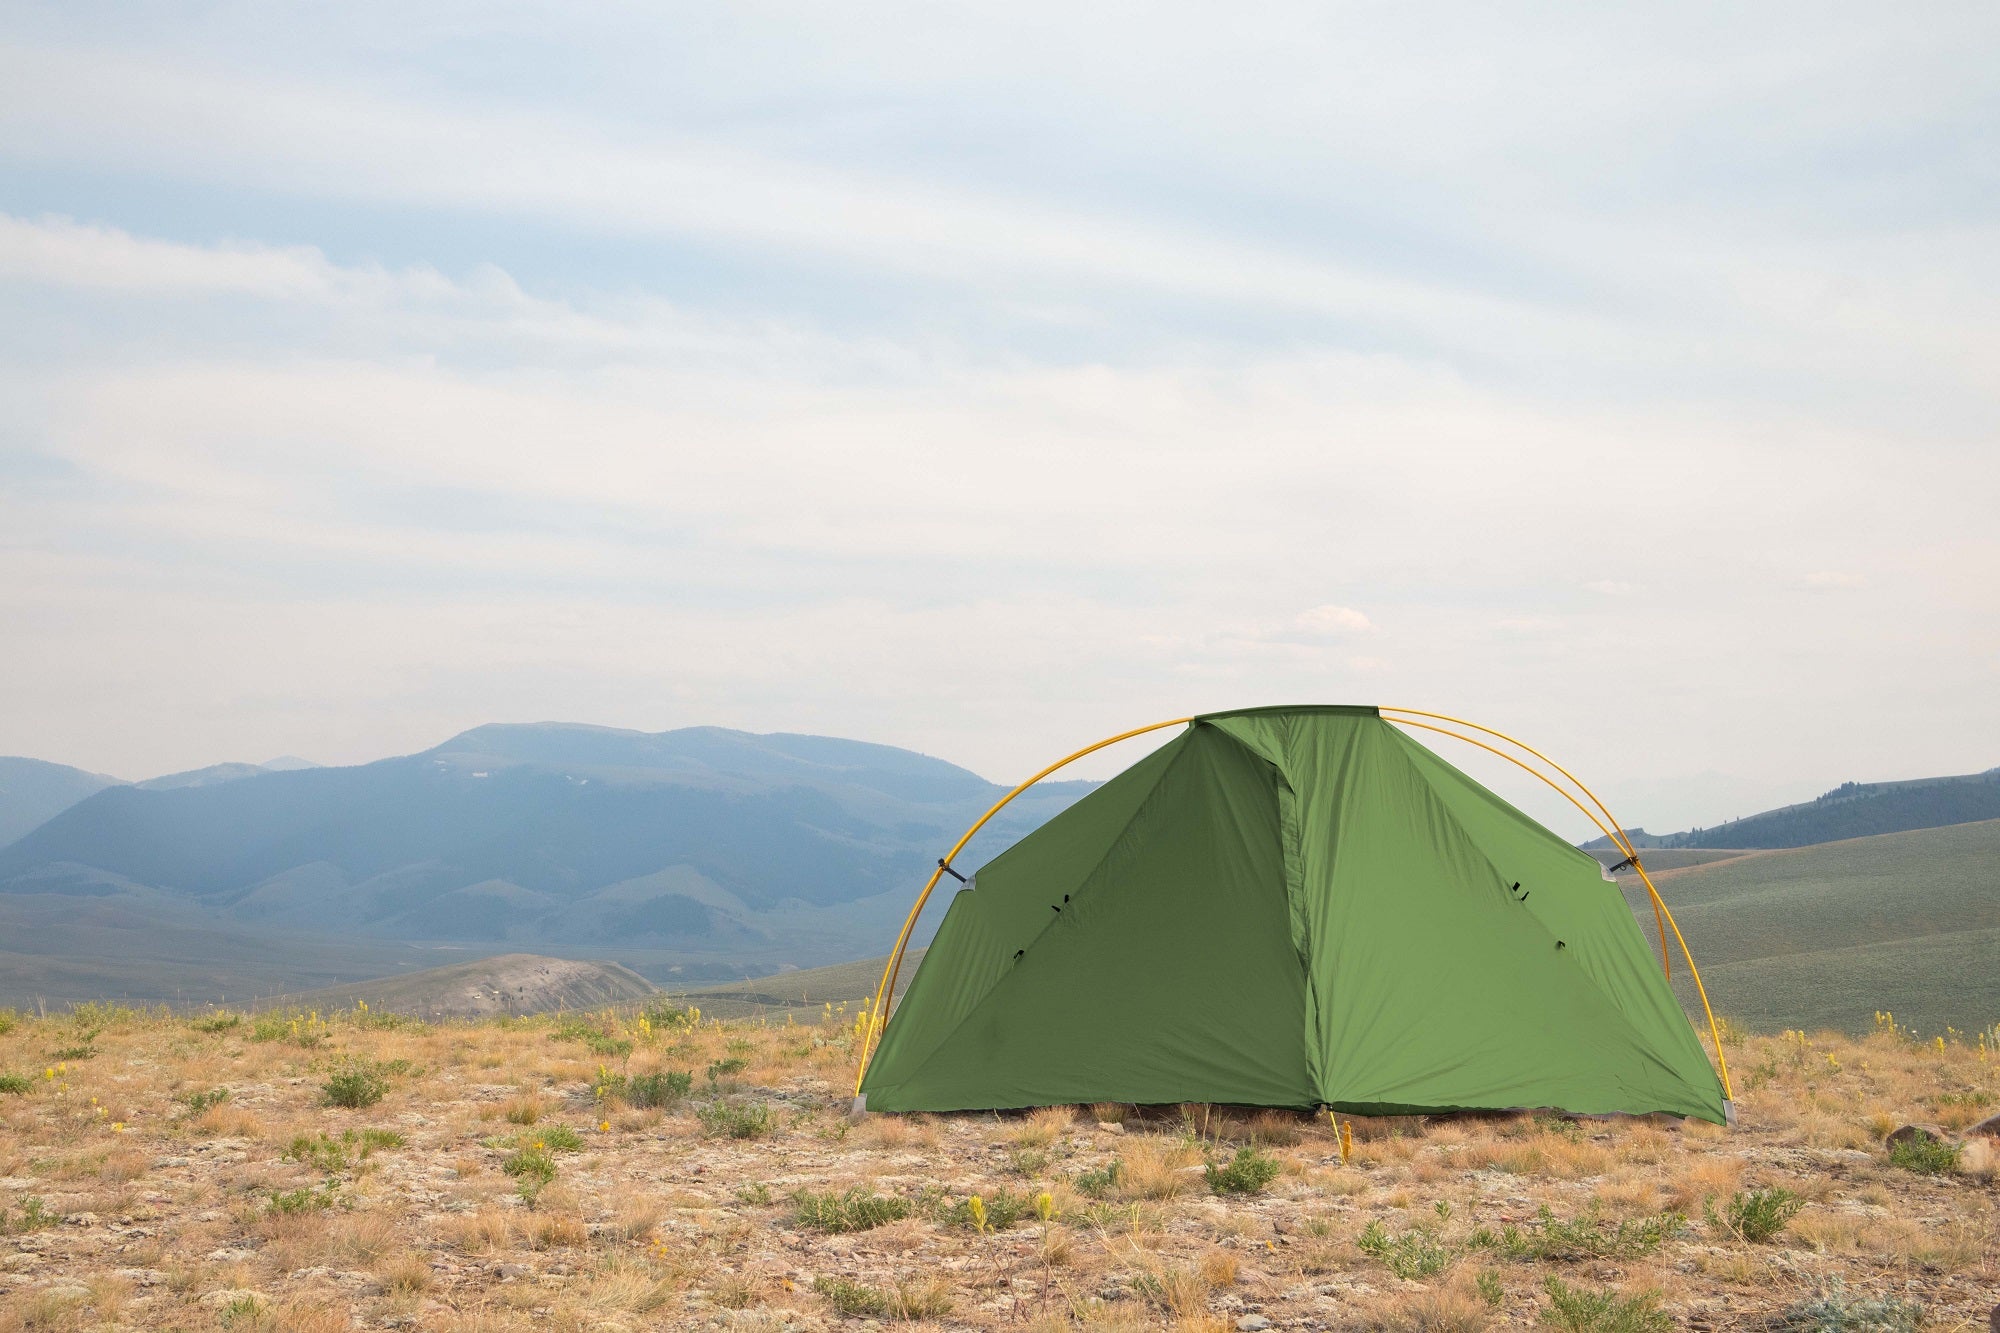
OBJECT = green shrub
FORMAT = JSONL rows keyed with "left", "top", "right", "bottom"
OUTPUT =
{"left": 357, "top": 1128, "right": 404, "bottom": 1154}
{"left": 178, "top": 1087, "right": 230, "bottom": 1114}
{"left": 0, "top": 1009, "right": 15, "bottom": 1036}
{"left": 268, "top": 1183, "right": 340, "bottom": 1215}
{"left": 1, "top": 1196, "right": 57, "bottom": 1233}
{"left": 503, "top": 1144, "right": 558, "bottom": 1203}
{"left": 286, "top": 1127, "right": 406, "bottom": 1173}
{"left": 946, "top": 1189, "right": 1031, "bottom": 1231}
{"left": 1483, "top": 1205, "right": 1685, "bottom": 1260}
{"left": 623, "top": 1070, "right": 694, "bottom": 1108}
{"left": 0, "top": 1073, "right": 31, "bottom": 1095}
{"left": 639, "top": 998, "right": 700, "bottom": 1030}
{"left": 549, "top": 1016, "right": 634, "bottom": 1058}
{"left": 814, "top": 1276, "right": 888, "bottom": 1318}
{"left": 1780, "top": 1278, "right": 1925, "bottom": 1332}
{"left": 486, "top": 1125, "right": 585, "bottom": 1155}
{"left": 793, "top": 1187, "right": 911, "bottom": 1233}
{"left": 1075, "top": 1159, "right": 1122, "bottom": 1197}
{"left": 696, "top": 1100, "right": 772, "bottom": 1139}
{"left": 47, "top": 1045, "right": 95, "bottom": 1061}
{"left": 1357, "top": 1219, "right": 1452, "bottom": 1279}
{"left": 1008, "top": 1146, "right": 1049, "bottom": 1175}
{"left": 1539, "top": 1276, "right": 1672, "bottom": 1332}
{"left": 190, "top": 1012, "right": 242, "bottom": 1034}
{"left": 1886, "top": 1136, "right": 1960, "bottom": 1175}
{"left": 1708, "top": 1187, "right": 1804, "bottom": 1243}
{"left": 322, "top": 1061, "right": 390, "bottom": 1108}
{"left": 812, "top": 1275, "right": 951, "bottom": 1320}
{"left": 1206, "top": 1145, "right": 1282, "bottom": 1195}
{"left": 1476, "top": 1270, "right": 1506, "bottom": 1308}
{"left": 285, "top": 1133, "right": 351, "bottom": 1173}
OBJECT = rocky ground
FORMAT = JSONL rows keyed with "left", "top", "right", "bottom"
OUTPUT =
{"left": 0, "top": 1002, "right": 1994, "bottom": 1331}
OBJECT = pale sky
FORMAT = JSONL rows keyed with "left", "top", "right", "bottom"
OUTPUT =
{"left": 2, "top": 3, "right": 1996, "bottom": 838}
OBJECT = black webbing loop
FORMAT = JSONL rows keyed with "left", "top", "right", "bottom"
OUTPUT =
{"left": 938, "top": 859, "right": 967, "bottom": 883}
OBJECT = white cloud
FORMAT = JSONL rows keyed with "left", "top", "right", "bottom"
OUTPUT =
{"left": 1796, "top": 571, "right": 1867, "bottom": 591}
{"left": 1293, "top": 605, "right": 1374, "bottom": 636}
{"left": 1583, "top": 580, "right": 1635, "bottom": 596}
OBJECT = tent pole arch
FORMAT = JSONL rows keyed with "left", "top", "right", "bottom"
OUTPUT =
{"left": 856, "top": 708, "right": 1732, "bottom": 1106}
{"left": 1379, "top": 709, "right": 1734, "bottom": 1102}
{"left": 852, "top": 716, "right": 1194, "bottom": 1094}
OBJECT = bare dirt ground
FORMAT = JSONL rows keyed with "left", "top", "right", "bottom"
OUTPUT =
{"left": 0, "top": 1002, "right": 1994, "bottom": 1331}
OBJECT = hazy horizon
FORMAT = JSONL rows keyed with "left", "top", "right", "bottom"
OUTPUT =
{"left": 4, "top": 4, "right": 1996, "bottom": 842}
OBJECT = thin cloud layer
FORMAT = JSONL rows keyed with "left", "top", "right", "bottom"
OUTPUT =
{"left": 1, "top": 5, "right": 1995, "bottom": 837}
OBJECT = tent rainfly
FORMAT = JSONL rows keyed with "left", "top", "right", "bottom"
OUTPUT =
{"left": 855, "top": 706, "right": 1732, "bottom": 1124}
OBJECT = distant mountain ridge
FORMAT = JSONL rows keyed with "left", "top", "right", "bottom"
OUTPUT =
{"left": 0, "top": 722, "right": 1092, "bottom": 976}
{"left": 0, "top": 754, "right": 322, "bottom": 840}
{"left": 1582, "top": 765, "right": 2000, "bottom": 852}
{"left": 0, "top": 757, "right": 123, "bottom": 846}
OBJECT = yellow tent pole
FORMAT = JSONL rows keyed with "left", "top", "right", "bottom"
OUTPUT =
{"left": 1383, "top": 711, "right": 1669, "bottom": 978}
{"left": 1381, "top": 708, "right": 1642, "bottom": 866}
{"left": 1381, "top": 710, "right": 1733, "bottom": 1102}
{"left": 852, "top": 716, "right": 1194, "bottom": 1095}
{"left": 1384, "top": 718, "right": 1628, "bottom": 850}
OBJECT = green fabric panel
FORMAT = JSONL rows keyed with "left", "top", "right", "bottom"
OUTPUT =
{"left": 1209, "top": 710, "right": 1724, "bottom": 1121}
{"left": 1385, "top": 727, "right": 1724, "bottom": 1119}
{"left": 861, "top": 734, "right": 1187, "bottom": 1094}
{"left": 862, "top": 724, "right": 1312, "bottom": 1111}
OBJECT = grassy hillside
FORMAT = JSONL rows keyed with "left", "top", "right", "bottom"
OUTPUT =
{"left": 1624, "top": 818, "right": 2000, "bottom": 1036}
{"left": 664, "top": 949, "right": 926, "bottom": 1020}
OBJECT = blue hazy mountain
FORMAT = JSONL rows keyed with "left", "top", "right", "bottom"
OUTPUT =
{"left": 0, "top": 757, "right": 124, "bottom": 846}
{"left": 0, "top": 723, "right": 1091, "bottom": 962}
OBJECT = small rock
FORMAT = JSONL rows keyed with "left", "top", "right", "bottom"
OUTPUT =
{"left": 152, "top": 1156, "right": 190, "bottom": 1168}
{"left": 490, "top": 1262, "right": 534, "bottom": 1280}
{"left": 1966, "top": 1111, "right": 2000, "bottom": 1140}
{"left": 62, "top": 1212, "right": 99, "bottom": 1227}
{"left": 204, "top": 1248, "right": 257, "bottom": 1263}
{"left": 1096, "top": 1121, "right": 1125, "bottom": 1134}
{"left": 112, "top": 1268, "right": 163, "bottom": 1286}
{"left": 1237, "top": 1317, "right": 1273, "bottom": 1331}
{"left": 1885, "top": 1124, "right": 1947, "bottom": 1148}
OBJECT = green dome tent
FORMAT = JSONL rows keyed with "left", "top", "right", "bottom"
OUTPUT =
{"left": 856, "top": 706, "right": 1731, "bottom": 1124}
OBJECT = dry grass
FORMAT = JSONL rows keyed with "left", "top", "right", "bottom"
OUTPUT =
{"left": 0, "top": 1008, "right": 1994, "bottom": 1331}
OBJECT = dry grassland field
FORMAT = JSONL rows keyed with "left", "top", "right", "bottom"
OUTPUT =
{"left": 0, "top": 1001, "right": 1995, "bottom": 1332}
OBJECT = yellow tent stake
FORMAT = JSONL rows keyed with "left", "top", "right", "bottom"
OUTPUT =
{"left": 1380, "top": 710, "right": 1733, "bottom": 1103}
{"left": 853, "top": 716, "right": 1194, "bottom": 1094}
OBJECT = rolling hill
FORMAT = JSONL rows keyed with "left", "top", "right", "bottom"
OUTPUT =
{"left": 273, "top": 953, "right": 658, "bottom": 1018}
{"left": 1620, "top": 817, "right": 2000, "bottom": 1036}
{"left": 0, "top": 722, "right": 1094, "bottom": 994}
{"left": 1584, "top": 765, "right": 2000, "bottom": 852}
{"left": 0, "top": 757, "right": 122, "bottom": 846}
